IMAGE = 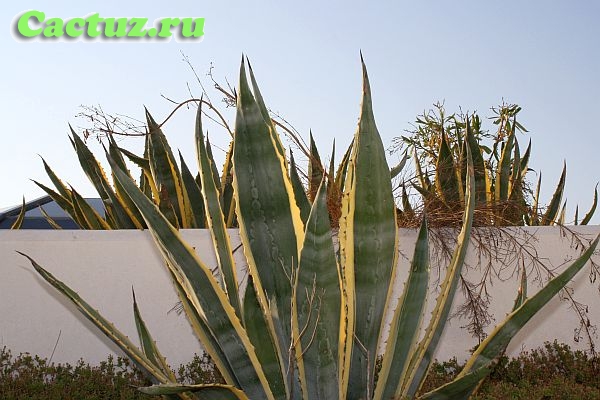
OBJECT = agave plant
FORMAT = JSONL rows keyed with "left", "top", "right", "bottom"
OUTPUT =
{"left": 32, "top": 108, "right": 237, "bottom": 230}
{"left": 396, "top": 103, "right": 597, "bottom": 227}
{"left": 21, "top": 58, "right": 599, "bottom": 400}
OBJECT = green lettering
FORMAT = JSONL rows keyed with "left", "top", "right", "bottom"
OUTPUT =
{"left": 64, "top": 18, "right": 85, "bottom": 37}
{"left": 43, "top": 18, "right": 64, "bottom": 38}
{"left": 157, "top": 17, "right": 180, "bottom": 37}
{"left": 85, "top": 13, "right": 103, "bottom": 37}
{"left": 128, "top": 18, "right": 148, "bottom": 37}
{"left": 104, "top": 18, "right": 128, "bottom": 37}
{"left": 17, "top": 10, "right": 44, "bottom": 37}
{"left": 180, "top": 18, "right": 204, "bottom": 38}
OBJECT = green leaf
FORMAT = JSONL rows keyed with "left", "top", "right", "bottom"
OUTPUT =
{"left": 374, "top": 217, "right": 430, "bottom": 400}
{"left": 247, "top": 58, "right": 286, "bottom": 158}
{"left": 19, "top": 253, "right": 173, "bottom": 385}
{"left": 132, "top": 288, "right": 177, "bottom": 381}
{"left": 146, "top": 108, "right": 191, "bottom": 228}
{"left": 335, "top": 139, "right": 353, "bottom": 192}
{"left": 345, "top": 58, "right": 398, "bottom": 400}
{"left": 220, "top": 140, "right": 236, "bottom": 227}
{"left": 242, "top": 275, "right": 287, "bottom": 399}
{"left": 419, "top": 365, "right": 492, "bottom": 400}
{"left": 458, "top": 236, "right": 599, "bottom": 382}
{"left": 465, "top": 118, "right": 488, "bottom": 204}
{"left": 541, "top": 162, "right": 566, "bottom": 225}
{"left": 105, "top": 135, "right": 145, "bottom": 229}
{"left": 40, "top": 157, "right": 70, "bottom": 200}
{"left": 70, "top": 187, "right": 110, "bottom": 230}
{"left": 435, "top": 131, "right": 460, "bottom": 206}
{"left": 308, "top": 131, "right": 324, "bottom": 202}
{"left": 290, "top": 150, "right": 311, "bottom": 225}
{"left": 580, "top": 183, "right": 598, "bottom": 225}
{"left": 32, "top": 179, "right": 75, "bottom": 215}
{"left": 401, "top": 138, "right": 476, "bottom": 398}
{"left": 39, "top": 205, "right": 63, "bottom": 229}
{"left": 10, "top": 197, "right": 26, "bottom": 229}
{"left": 205, "top": 134, "right": 223, "bottom": 194}
{"left": 139, "top": 384, "right": 248, "bottom": 399}
{"left": 179, "top": 152, "right": 206, "bottom": 229}
{"left": 495, "top": 130, "right": 515, "bottom": 202}
{"left": 195, "top": 105, "right": 242, "bottom": 318}
{"left": 109, "top": 156, "right": 273, "bottom": 400}
{"left": 295, "top": 179, "right": 341, "bottom": 399}
{"left": 519, "top": 139, "right": 532, "bottom": 181}
{"left": 232, "top": 57, "right": 304, "bottom": 393}
{"left": 390, "top": 151, "right": 410, "bottom": 180}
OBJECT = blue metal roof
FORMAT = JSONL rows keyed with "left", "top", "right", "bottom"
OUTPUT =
{"left": 0, "top": 196, "right": 105, "bottom": 229}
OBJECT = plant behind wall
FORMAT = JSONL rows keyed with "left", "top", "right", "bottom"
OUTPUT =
{"left": 21, "top": 57, "right": 600, "bottom": 399}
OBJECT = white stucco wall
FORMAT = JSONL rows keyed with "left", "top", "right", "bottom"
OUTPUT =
{"left": 1, "top": 227, "right": 599, "bottom": 369}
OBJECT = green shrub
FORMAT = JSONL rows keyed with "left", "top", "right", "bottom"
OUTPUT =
{"left": 2, "top": 342, "right": 597, "bottom": 399}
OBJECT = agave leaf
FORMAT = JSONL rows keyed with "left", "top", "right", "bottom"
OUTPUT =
{"left": 40, "top": 157, "right": 70, "bottom": 200}
{"left": 247, "top": 59, "right": 286, "bottom": 158}
{"left": 456, "top": 235, "right": 599, "bottom": 391}
{"left": 168, "top": 268, "right": 238, "bottom": 387}
{"left": 558, "top": 200, "right": 567, "bottom": 225}
{"left": 146, "top": 109, "right": 192, "bottom": 228}
{"left": 435, "top": 131, "right": 460, "bottom": 206}
{"left": 290, "top": 150, "right": 311, "bottom": 224}
{"left": 401, "top": 184, "right": 415, "bottom": 219}
{"left": 508, "top": 138, "right": 521, "bottom": 199}
{"left": 390, "top": 151, "right": 410, "bottom": 180}
{"left": 344, "top": 58, "right": 398, "bottom": 400}
{"left": 495, "top": 129, "right": 515, "bottom": 202}
{"left": 139, "top": 383, "right": 247, "bottom": 399}
{"left": 109, "top": 157, "right": 273, "bottom": 400}
{"left": 418, "top": 364, "right": 492, "bottom": 400}
{"left": 19, "top": 253, "right": 173, "bottom": 385}
{"left": 205, "top": 135, "right": 223, "bottom": 194}
{"left": 580, "top": 183, "right": 598, "bottom": 225}
{"left": 335, "top": 139, "right": 354, "bottom": 192}
{"left": 465, "top": 118, "right": 488, "bottom": 204}
{"left": 105, "top": 136, "right": 145, "bottom": 229}
{"left": 179, "top": 152, "right": 206, "bottom": 229}
{"left": 531, "top": 173, "right": 542, "bottom": 226}
{"left": 295, "top": 179, "right": 341, "bottom": 399}
{"left": 519, "top": 139, "right": 532, "bottom": 181}
{"left": 541, "top": 162, "right": 566, "bottom": 225}
{"left": 10, "top": 197, "right": 26, "bottom": 229}
{"left": 70, "top": 129, "right": 135, "bottom": 229}
{"left": 513, "top": 265, "right": 528, "bottom": 311}
{"left": 195, "top": 105, "right": 242, "bottom": 318}
{"left": 39, "top": 205, "right": 63, "bottom": 229}
{"left": 31, "top": 180, "right": 78, "bottom": 225}
{"left": 119, "top": 144, "right": 158, "bottom": 200}
{"left": 307, "top": 131, "right": 324, "bottom": 202}
{"left": 458, "top": 264, "right": 530, "bottom": 400}
{"left": 70, "top": 188, "right": 111, "bottom": 230}
{"left": 401, "top": 140, "right": 475, "bottom": 398}
{"left": 414, "top": 152, "right": 431, "bottom": 194}
{"left": 232, "top": 57, "right": 304, "bottom": 394}
{"left": 242, "top": 275, "right": 287, "bottom": 399}
{"left": 374, "top": 217, "right": 429, "bottom": 400}
{"left": 132, "top": 288, "right": 177, "bottom": 381}
{"left": 220, "top": 140, "right": 236, "bottom": 227}
{"left": 328, "top": 140, "right": 336, "bottom": 181}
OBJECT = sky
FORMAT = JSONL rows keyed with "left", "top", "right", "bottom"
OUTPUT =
{"left": 2, "top": 1, "right": 600, "bottom": 223}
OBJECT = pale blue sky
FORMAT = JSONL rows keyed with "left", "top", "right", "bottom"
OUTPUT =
{"left": 3, "top": 1, "right": 600, "bottom": 222}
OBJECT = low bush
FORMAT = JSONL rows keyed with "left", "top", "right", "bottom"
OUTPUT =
{"left": 1, "top": 341, "right": 597, "bottom": 399}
